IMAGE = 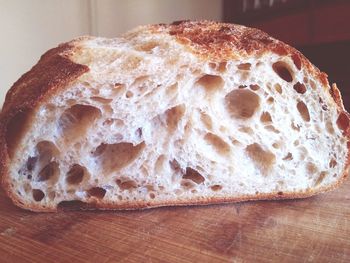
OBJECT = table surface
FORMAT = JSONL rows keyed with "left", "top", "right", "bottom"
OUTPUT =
{"left": 0, "top": 176, "right": 349, "bottom": 263}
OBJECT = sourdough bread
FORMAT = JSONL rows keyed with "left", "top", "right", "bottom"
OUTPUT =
{"left": 1, "top": 21, "right": 349, "bottom": 212}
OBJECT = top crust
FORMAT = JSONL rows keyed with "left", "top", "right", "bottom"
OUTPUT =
{"left": 146, "top": 21, "right": 329, "bottom": 86}
{"left": 0, "top": 21, "right": 349, "bottom": 210}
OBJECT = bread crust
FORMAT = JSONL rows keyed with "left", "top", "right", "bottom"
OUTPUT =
{"left": 0, "top": 39, "right": 89, "bottom": 210}
{"left": 1, "top": 21, "right": 349, "bottom": 212}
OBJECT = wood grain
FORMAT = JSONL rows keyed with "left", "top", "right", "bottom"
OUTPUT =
{"left": 0, "top": 177, "right": 349, "bottom": 263}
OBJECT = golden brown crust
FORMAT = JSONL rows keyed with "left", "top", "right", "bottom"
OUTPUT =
{"left": 1, "top": 21, "right": 349, "bottom": 212}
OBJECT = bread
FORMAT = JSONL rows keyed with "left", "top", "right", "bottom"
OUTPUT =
{"left": 1, "top": 21, "right": 349, "bottom": 212}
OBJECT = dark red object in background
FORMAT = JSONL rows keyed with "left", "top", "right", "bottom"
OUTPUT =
{"left": 224, "top": 0, "right": 350, "bottom": 111}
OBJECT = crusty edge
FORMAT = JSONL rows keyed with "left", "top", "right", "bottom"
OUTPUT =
{"left": 0, "top": 39, "right": 89, "bottom": 210}
{"left": 18, "top": 172, "right": 350, "bottom": 212}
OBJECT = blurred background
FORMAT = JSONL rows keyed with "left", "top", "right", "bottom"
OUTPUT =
{"left": 0, "top": 0, "right": 349, "bottom": 110}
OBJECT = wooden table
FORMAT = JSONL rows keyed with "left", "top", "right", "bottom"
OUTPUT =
{"left": 0, "top": 176, "right": 349, "bottom": 263}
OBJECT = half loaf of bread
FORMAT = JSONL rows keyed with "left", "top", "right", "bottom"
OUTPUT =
{"left": 1, "top": 21, "right": 349, "bottom": 212}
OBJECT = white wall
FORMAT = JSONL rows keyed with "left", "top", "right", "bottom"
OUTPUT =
{"left": 92, "top": 0, "right": 222, "bottom": 37}
{"left": 0, "top": 0, "right": 90, "bottom": 105}
{"left": 0, "top": 0, "right": 222, "bottom": 106}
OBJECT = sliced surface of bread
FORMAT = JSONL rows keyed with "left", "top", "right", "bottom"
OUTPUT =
{"left": 1, "top": 21, "right": 349, "bottom": 212}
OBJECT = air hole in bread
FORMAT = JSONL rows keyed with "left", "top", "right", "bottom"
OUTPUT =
{"left": 116, "top": 179, "right": 137, "bottom": 191}
{"left": 277, "top": 191, "right": 283, "bottom": 196}
{"left": 110, "top": 83, "right": 126, "bottom": 97}
{"left": 57, "top": 200, "right": 88, "bottom": 210}
{"left": 93, "top": 142, "right": 145, "bottom": 174}
{"left": 307, "top": 162, "right": 318, "bottom": 174}
{"left": 218, "top": 62, "right": 227, "bottom": 73}
{"left": 272, "top": 142, "right": 281, "bottom": 149}
{"left": 66, "top": 164, "right": 85, "bottom": 185}
{"left": 149, "top": 193, "right": 156, "bottom": 199}
{"left": 5, "top": 110, "right": 31, "bottom": 158}
{"left": 282, "top": 152, "right": 293, "bottom": 161}
{"left": 260, "top": 112, "right": 272, "bottom": 123}
{"left": 204, "top": 133, "right": 230, "bottom": 156}
{"left": 114, "top": 83, "right": 124, "bottom": 89}
{"left": 293, "top": 82, "right": 306, "bottom": 94}
{"left": 265, "top": 125, "right": 280, "bottom": 133}
{"left": 44, "top": 103, "right": 58, "bottom": 113}
{"left": 32, "top": 189, "right": 45, "bottom": 202}
{"left": 90, "top": 96, "right": 113, "bottom": 104}
{"left": 291, "top": 122, "right": 301, "bottom": 131}
{"left": 319, "top": 97, "right": 328, "bottom": 111}
{"left": 238, "top": 126, "right": 254, "bottom": 134}
{"left": 181, "top": 180, "right": 195, "bottom": 189}
{"left": 246, "top": 143, "right": 276, "bottom": 173}
{"left": 209, "top": 62, "right": 227, "bottom": 73}
{"left": 200, "top": 111, "right": 213, "bottom": 130}
{"left": 36, "top": 141, "right": 59, "bottom": 168}
{"left": 274, "top": 84, "right": 282, "bottom": 94}
{"left": 329, "top": 158, "right": 337, "bottom": 168}
{"left": 315, "top": 171, "right": 327, "bottom": 186}
{"left": 336, "top": 112, "right": 349, "bottom": 132}
{"left": 195, "top": 74, "right": 224, "bottom": 92}
{"left": 272, "top": 61, "right": 293, "bottom": 82}
{"left": 166, "top": 83, "right": 178, "bottom": 96}
{"left": 310, "top": 80, "right": 317, "bottom": 90}
{"left": 209, "top": 62, "right": 216, "bottom": 70}
{"left": 37, "top": 161, "right": 59, "bottom": 182}
{"left": 87, "top": 187, "right": 106, "bottom": 199}
{"left": 225, "top": 89, "right": 260, "bottom": 119}
{"left": 145, "top": 185, "right": 155, "bottom": 192}
{"left": 169, "top": 159, "right": 182, "bottom": 173}
{"left": 58, "top": 104, "right": 101, "bottom": 142}
{"left": 211, "top": 185, "right": 223, "bottom": 191}
{"left": 103, "top": 118, "right": 122, "bottom": 127}
{"left": 229, "top": 137, "right": 240, "bottom": 146}
{"left": 125, "top": 91, "right": 134, "bottom": 98}
{"left": 155, "top": 155, "right": 166, "bottom": 174}
{"left": 250, "top": 84, "right": 260, "bottom": 91}
{"left": 135, "top": 128, "right": 142, "bottom": 139}
{"left": 326, "top": 121, "right": 335, "bottom": 134}
{"left": 267, "top": 97, "right": 274, "bottom": 104}
{"left": 237, "top": 63, "right": 251, "bottom": 70}
{"left": 292, "top": 53, "right": 302, "bottom": 70}
{"left": 297, "top": 101, "right": 310, "bottom": 122}
{"left": 165, "top": 105, "right": 185, "bottom": 132}
{"left": 26, "top": 156, "right": 37, "bottom": 172}
{"left": 183, "top": 167, "right": 205, "bottom": 184}
{"left": 136, "top": 41, "right": 158, "bottom": 52}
